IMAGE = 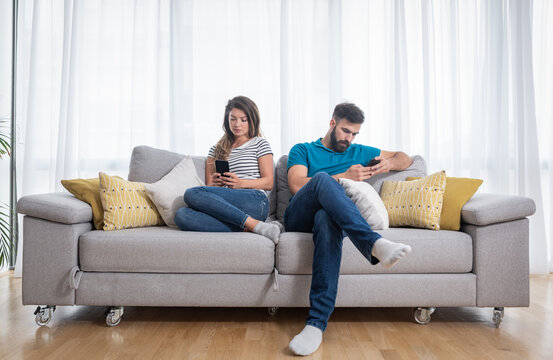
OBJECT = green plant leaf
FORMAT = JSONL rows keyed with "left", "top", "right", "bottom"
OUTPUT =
{"left": 0, "top": 119, "right": 11, "bottom": 157}
{"left": 0, "top": 203, "right": 12, "bottom": 269}
{"left": 0, "top": 119, "right": 13, "bottom": 267}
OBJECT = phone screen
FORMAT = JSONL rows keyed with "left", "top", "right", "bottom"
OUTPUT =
{"left": 367, "top": 159, "right": 381, "bottom": 167}
{"left": 215, "top": 160, "right": 230, "bottom": 177}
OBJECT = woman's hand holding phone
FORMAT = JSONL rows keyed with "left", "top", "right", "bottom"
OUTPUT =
{"left": 210, "top": 172, "right": 225, "bottom": 187}
{"left": 221, "top": 172, "right": 242, "bottom": 189}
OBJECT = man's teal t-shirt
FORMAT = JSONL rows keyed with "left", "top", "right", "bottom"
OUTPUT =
{"left": 287, "top": 138, "right": 381, "bottom": 177}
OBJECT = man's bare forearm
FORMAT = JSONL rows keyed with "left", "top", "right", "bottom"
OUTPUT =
{"left": 389, "top": 152, "right": 413, "bottom": 171}
{"left": 290, "top": 177, "right": 311, "bottom": 195}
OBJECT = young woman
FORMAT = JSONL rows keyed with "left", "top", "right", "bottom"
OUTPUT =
{"left": 174, "top": 96, "right": 281, "bottom": 243}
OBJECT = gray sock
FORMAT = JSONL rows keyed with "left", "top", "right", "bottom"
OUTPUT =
{"left": 253, "top": 222, "right": 281, "bottom": 244}
{"left": 268, "top": 220, "right": 285, "bottom": 233}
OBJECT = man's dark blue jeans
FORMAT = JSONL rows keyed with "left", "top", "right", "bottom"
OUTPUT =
{"left": 284, "top": 172, "right": 382, "bottom": 332}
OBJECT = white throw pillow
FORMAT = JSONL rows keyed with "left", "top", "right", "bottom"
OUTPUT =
{"left": 339, "top": 178, "right": 389, "bottom": 230}
{"left": 144, "top": 156, "right": 204, "bottom": 228}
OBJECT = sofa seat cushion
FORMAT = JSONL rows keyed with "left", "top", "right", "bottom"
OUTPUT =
{"left": 277, "top": 228, "right": 472, "bottom": 275}
{"left": 79, "top": 227, "right": 275, "bottom": 274}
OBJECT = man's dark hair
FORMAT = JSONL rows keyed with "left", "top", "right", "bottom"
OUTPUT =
{"left": 332, "top": 102, "right": 364, "bottom": 124}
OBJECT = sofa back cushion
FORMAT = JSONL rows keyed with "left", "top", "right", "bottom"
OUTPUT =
{"left": 128, "top": 145, "right": 206, "bottom": 183}
{"left": 275, "top": 154, "right": 427, "bottom": 222}
{"left": 128, "top": 145, "right": 277, "bottom": 219}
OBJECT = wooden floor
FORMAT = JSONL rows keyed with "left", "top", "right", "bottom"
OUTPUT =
{"left": 1, "top": 272, "right": 552, "bottom": 360}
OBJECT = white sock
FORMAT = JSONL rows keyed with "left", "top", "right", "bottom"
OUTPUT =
{"left": 252, "top": 222, "right": 281, "bottom": 244}
{"left": 371, "top": 238, "right": 411, "bottom": 268}
{"left": 289, "top": 325, "right": 323, "bottom": 356}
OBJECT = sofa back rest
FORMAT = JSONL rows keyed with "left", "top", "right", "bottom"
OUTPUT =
{"left": 274, "top": 154, "right": 428, "bottom": 222}
{"left": 127, "top": 145, "right": 277, "bottom": 219}
{"left": 366, "top": 155, "right": 428, "bottom": 193}
{"left": 128, "top": 145, "right": 206, "bottom": 183}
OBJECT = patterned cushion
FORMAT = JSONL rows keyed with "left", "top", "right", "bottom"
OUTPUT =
{"left": 407, "top": 176, "right": 483, "bottom": 230}
{"left": 99, "top": 172, "right": 164, "bottom": 231}
{"left": 381, "top": 170, "right": 446, "bottom": 230}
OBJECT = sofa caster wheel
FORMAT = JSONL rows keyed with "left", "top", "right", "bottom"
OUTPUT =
{"left": 34, "top": 306, "right": 56, "bottom": 326}
{"left": 492, "top": 307, "right": 504, "bottom": 328}
{"left": 414, "top": 307, "right": 435, "bottom": 325}
{"left": 106, "top": 306, "right": 124, "bottom": 327}
{"left": 267, "top": 307, "right": 278, "bottom": 316}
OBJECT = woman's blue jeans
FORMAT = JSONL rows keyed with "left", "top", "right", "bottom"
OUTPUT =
{"left": 174, "top": 186, "right": 269, "bottom": 232}
{"left": 284, "top": 172, "right": 382, "bottom": 332}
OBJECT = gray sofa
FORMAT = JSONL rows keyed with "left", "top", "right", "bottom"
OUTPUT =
{"left": 17, "top": 146, "right": 536, "bottom": 327}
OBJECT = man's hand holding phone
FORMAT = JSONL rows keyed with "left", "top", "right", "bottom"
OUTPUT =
{"left": 341, "top": 157, "right": 390, "bottom": 181}
{"left": 366, "top": 159, "right": 381, "bottom": 167}
{"left": 366, "top": 156, "right": 391, "bottom": 176}
{"left": 343, "top": 164, "right": 373, "bottom": 181}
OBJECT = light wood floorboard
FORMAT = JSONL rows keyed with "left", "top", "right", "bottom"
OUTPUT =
{"left": 0, "top": 273, "right": 551, "bottom": 359}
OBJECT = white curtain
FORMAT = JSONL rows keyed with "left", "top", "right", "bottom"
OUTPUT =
{"left": 534, "top": 0, "right": 553, "bottom": 274}
{"left": 12, "top": 0, "right": 553, "bottom": 275}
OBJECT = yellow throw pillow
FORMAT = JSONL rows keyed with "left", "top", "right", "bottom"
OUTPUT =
{"left": 381, "top": 170, "right": 446, "bottom": 230}
{"left": 99, "top": 172, "right": 164, "bottom": 231}
{"left": 407, "top": 176, "right": 483, "bottom": 231}
{"left": 61, "top": 178, "right": 105, "bottom": 230}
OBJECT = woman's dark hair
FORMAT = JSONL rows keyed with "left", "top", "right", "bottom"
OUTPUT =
{"left": 332, "top": 102, "right": 365, "bottom": 124}
{"left": 212, "top": 96, "right": 261, "bottom": 161}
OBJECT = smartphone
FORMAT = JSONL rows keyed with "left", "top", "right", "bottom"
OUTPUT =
{"left": 215, "top": 160, "right": 230, "bottom": 177}
{"left": 366, "top": 158, "right": 381, "bottom": 167}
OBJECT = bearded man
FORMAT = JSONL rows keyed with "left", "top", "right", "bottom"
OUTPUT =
{"left": 285, "top": 102, "right": 413, "bottom": 356}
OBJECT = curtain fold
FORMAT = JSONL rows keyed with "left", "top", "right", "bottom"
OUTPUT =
{"left": 509, "top": 0, "right": 548, "bottom": 274}
{"left": 533, "top": 0, "right": 553, "bottom": 273}
{"left": 10, "top": 0, "right": 553, "bottom": 275}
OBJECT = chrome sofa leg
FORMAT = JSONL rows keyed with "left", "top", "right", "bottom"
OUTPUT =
{"left": 492, "top": 307, "right": 504, "bottom": 328}
{"left": 34, "top": 305, "right": 56, "bottom": 326}
{"left": 414, "top": 307, "right": 436, "bottom": 325}
{"left": 106, "top": 306, "right": 125, "bottom": 327}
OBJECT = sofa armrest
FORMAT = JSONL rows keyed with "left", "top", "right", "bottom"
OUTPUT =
{"left": 17, "top": 193, "right": 93, "bottom": 225}
{"left": 461, "top": 193, "right": 535, "bottom": 226}
{"left": 22, "top": 216, "right": 92, "bottom": 305}
{"left": 462, "top": 218, "right": 529, "bottom": 307}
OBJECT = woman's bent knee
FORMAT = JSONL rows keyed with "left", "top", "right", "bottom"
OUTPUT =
{"left": 183, "top": 186, "right": 206, "bottom": 206}
{"left": 174, "top": 207, "right": 194, "bottom": 230}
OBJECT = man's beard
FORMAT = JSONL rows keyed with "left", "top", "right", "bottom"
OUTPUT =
{"left": 330, "top": 128, "right": 350, "bottom": 153}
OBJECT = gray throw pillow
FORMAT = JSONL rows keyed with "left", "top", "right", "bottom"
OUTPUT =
{"left": 144, "top": 156, "right": 204, "bottom": 227}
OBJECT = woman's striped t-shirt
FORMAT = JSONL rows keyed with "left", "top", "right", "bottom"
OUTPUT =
{"left": 208, "top": 137, "right": 273, "bottom": 180}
